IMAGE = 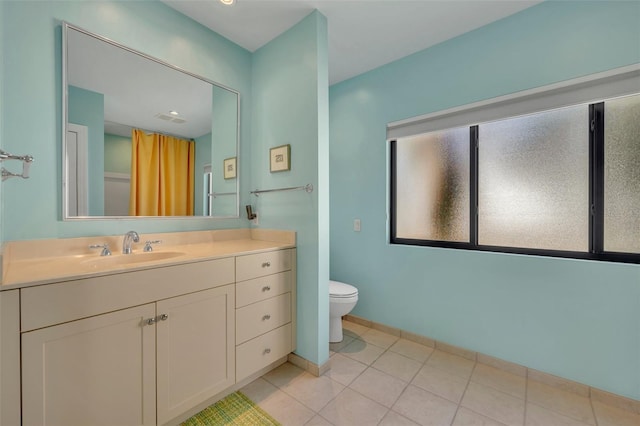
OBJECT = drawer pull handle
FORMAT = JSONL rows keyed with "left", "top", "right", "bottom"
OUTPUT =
{"left": 146, "top": 317, "right": 156, "bottom": 326}
{"left": 263, "top": 348, "right": 271, "bottom": 355}
{"left": 262, "top": 314, "right": 271, "bottom": 321}
{"left": 262, "top": 286, "right": 271, "bottom": 292}
{"left": 262, "top": 262, "right": 271, "bottom": 268}
{"left": 159, "top": 314, "right": 169, "bottom": 321}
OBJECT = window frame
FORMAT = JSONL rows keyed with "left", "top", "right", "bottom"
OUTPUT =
{"left": 390, "top": 97, "right": 640, "bottom": 264}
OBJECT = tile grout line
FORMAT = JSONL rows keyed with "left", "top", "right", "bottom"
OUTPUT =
{"left": 348, "top": 330, "right": 431, "bottom": 425}
{"left": 523, "top": 368, "right": 529, "bottom": 425}
{"left": 350, "top": 333, "right": 400, "bottom": 424}
{"left": 450, "top": 359, "right": 478, "bottom": 425}
{"left": 264, "top": 320, "right": 638, "bottom": 426}
{"left": 589, "top": 390, "right": 600, "bottom": 426}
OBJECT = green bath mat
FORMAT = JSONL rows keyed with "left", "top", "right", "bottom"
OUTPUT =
{"left": 182, "top": 391, "right": 281, "bottom": 426}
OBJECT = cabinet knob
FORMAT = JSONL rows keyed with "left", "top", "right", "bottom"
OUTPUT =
{"left": 262, "top": 314, "right": 271, "bottom": 321}
{"left": 262, "top": 286, "right": 271, "bottom": 292}
{"left": 263, "top": 348, "right": 271, "bottom": 355}
{"left": 262, "top": 261, "right": 271, "bottom": 268}
{"left": 159, "top": 314, "right": 169, "bottom": 321}
{"left": 146, "top": 317, "right": 156, "bottom": 325}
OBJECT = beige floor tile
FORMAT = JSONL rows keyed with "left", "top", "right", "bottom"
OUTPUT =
{"left": 262, "top": 362, "right": 307, "bottom": 388}
{"left": 392, "top": 385, "right": 458, "bottom": 426}
{"left": 305, "top": 414, "right": 334, "bottom": 426}
{"left": 339, "top": 338, "right": 386, "bottom": 365}
{"left": 389, "top": 338, "right": 434, "bottom": 363}
{"left": 324, "top": 353, "right": 368, "bottom": 386}
{"left": 525, "top": 402, "right": 593, "bottom": 426}
{"left": 527, "top": 380, "right": 595, "bottom": 425}
{"left": 342, "top": 321, "right": 370, "bottom": 339}
{"left": 360, "top": 328, "right": 400, "bottom": 349}
{"left": 470, "top": 363, "right": 526, "bottom": 400}
{"left": 461, "top": 382, "right": 525, "bottom": 426}
{"left": 426, "top": 350, "right": 476, "bottom": 380}
{"left": 280, "top": 373, "right": 345, "bottom": 412}
{"left": 411, "top": 364, "right": 468, "bottom": 404}
{"left": 350, "top": 367, "right": 408, "bottom": 408}
{"left": 253, "top": 387, "right": 316, "bottom": 426}
{"left": 330, "top": 335, "right": 355, "bottom": 353}
{"left": 452, "top": 407, "right": 507, "bottom": 426}
{"left": 372, "top": 351, "right": 423, "bottom": 382}
{"left": 592, "top": 401, "right": 640, "bottom": 426}
{"left": 319, "top": 387, "right": 389, "bottom": 426}
{"left": 380, "top": 410, "right": 421, "bottom": 425}
{"left": 240, "top": 377, "right": 279, "bottom": 403}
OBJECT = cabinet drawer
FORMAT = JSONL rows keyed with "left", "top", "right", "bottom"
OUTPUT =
{"left": 235, "top": 249, "right": 292, "bottom": 282}
{"left": 236, "top": 324, "right": 292, "bottom": 382}
{"left": 236, "top": 293, "right": 290, "bottom": 344}
{"left": 21, "top": 258, "right": 235, "bottom": 332}
{"left": 236, "top": 271, "right": 292, "bottom": 308}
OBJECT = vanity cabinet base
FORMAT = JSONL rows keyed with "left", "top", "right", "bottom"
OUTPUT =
{"left": 22, "top": 304, "right": 158, "bottom": 426}
{"left": 7, "top": 246, "right": 296, "bottom": 426}
{"left": 156, "top": 286, "right": 235, "bottom": 425}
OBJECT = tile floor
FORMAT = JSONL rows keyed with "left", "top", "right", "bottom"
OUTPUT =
{"left": 241, "top": 320, "right": 640, "bottom": 426}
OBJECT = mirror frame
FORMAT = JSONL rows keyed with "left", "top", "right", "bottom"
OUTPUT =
{"left": 61, "top": 21, "right": 240, "bottom": 221}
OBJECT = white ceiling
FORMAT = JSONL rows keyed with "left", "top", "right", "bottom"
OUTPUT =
{"left": 67, "top": 26, "right": 214, "bottom": 139}
{"left": 162, "top": 0, "right": 543, "bottom": 84}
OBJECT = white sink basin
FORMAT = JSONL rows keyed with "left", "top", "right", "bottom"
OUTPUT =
{"left": 82, "top": 251, "right": 185, "bottom": 267}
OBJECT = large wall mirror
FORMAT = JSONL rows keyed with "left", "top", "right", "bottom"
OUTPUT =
{"left": 62, "top": 22, "right": 240, "bottom": 220}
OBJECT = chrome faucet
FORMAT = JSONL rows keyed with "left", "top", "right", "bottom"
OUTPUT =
{"left": 122, "top": 231, "right": 140, "bottom": 254}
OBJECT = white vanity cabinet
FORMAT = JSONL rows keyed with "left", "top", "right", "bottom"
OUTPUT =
{"left": 156, "top": 285, "right": 235, "bottom": 425}
{"left": 19, "top": 258, "right": 236, "bottom": 426}
{"left": 2, "top": 243, "right": 296, "bottom": 426}
{"left": 22, "top": 303, "right": 158, "bottom": 426}
{"left": 235, "top": 249, "right": 297, "bottom": 381}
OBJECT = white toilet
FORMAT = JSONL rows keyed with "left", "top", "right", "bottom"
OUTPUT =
{"left": 329, "top": 280, "right": 359, "bottom": 343}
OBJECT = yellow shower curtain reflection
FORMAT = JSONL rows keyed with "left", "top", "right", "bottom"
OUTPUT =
{"left": 129, "top": 129, "right": 195, "bottom": 216}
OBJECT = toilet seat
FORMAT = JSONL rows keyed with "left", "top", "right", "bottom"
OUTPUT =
{"left": 330, "top": 280, "right": 358, "bottom": 298}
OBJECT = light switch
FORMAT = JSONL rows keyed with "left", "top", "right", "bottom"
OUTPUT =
{"left": 354, "top": 219, "right": 361, "bottom": 232}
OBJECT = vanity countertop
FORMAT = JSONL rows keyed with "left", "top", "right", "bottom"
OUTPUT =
{"left": 1, "top": 229, "right": 295, "bottom": 290}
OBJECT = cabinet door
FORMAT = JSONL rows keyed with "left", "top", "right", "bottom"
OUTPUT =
{"left": 22, "top": 304, "right": 157, "bottom": 426}
{"left": 156, "top": 285, "right": 235, "bottom": 425}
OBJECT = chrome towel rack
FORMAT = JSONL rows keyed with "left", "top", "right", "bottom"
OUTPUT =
{"left": 208, "top": 192, "right": 236, "bottom": 198}
{"left": 250, "top": 184, "right": 314, "bottom": 196}
{"left": 0, "top": 149, "right": 34, "bottom": 181}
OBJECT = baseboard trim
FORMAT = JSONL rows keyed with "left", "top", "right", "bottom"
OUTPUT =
{"left": 288, "top": 352, "right": 331, "bottom": 377}
{"left": 344, "top": 314, "right": 640, "bottom": 413}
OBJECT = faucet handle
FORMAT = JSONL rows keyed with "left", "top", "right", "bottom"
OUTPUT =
{"left": 143, "top": 240, "right": 162, "bottom": 252}
{"left": 89, "top": 243, "right": 112, "bottom": 256}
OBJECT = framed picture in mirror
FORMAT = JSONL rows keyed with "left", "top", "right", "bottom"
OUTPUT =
{"left": 270, "top": 144, "right": 291, "bottom": 172}
{"left": 224, "top": 157, "right": 237, "bottom": 179}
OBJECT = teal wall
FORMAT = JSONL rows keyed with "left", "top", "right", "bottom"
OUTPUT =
{"left": 68, "top": 85, "right": 104, "bottom": 215}
{"left": 1, "top": 0, "right": 329, "bottom": 368}
{"left": 251, "top": 11, "right": 330, "bottom": 365}
{"left": 103, "top": 133, "right": 131, "bottom": 175}
{"left": 330, "top": 1, "right": 640, "bottom": 400}
{"left": 0, "top": 0, "right": 251, "bottom": 240}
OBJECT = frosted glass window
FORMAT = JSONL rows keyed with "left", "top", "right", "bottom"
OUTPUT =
{"left": 478, "top": 106, "right": 589, "bottom": 251}
{"left": 604, "top": 94, "right": 640, "bottom": 254}
{"left": 395, "top": 128, "right": 469, "bottom": 242}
